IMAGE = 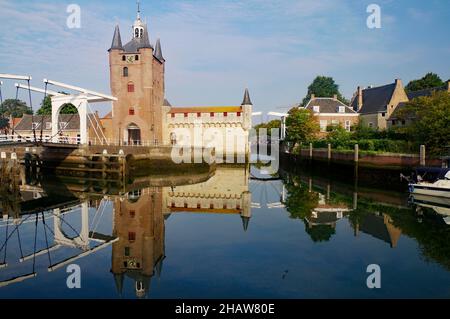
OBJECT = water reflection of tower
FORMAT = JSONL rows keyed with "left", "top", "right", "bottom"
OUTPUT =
{"left": 111, "top": 187, "right": 165, "bottom": 298}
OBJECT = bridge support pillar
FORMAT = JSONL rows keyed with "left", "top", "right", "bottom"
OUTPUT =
{"left": 51, "top": 94, "right": 88, "bottom": 144}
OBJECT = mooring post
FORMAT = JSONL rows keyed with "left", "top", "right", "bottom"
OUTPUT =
{"left": 354, "top": 144, "right": 359, "bottom": 163}
{"left": 327, "top": 143, "right": 331, "bottom": 161}
{"left": 309, "top": 143, "right": 313, "bottom": 159}
{"left": 420, "top": 145, "right": 426, "bottom": 166}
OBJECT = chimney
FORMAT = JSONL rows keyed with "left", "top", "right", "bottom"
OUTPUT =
{"left": 357, "top": 86, "right": 363, "bottom": 111}
{"left": 310, "top": 94, "right": 315, "bottom": 100}
{"left": 395, "top": 78, "right": 403, "bottom": 87}
{"left": 333, "top": 94, "right": 338, "bottom": 100}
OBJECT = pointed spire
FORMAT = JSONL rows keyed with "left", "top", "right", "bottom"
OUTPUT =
{"left": 137, "top": 0, "right": 141, "bottom": 20}
{"left": 139, "top": 23, "right": 152, "bottom": 49}
{"left": 109, "top": 25, "right": 123, "bottom": 51}
{"left": 241, "top": 88, "right": 252, "bottom": 106}
{"left": 241, "top": 216, "right": 250, "bottom": 232}
{"left": 154, "top": 38, "right": 165, "bottom": 62}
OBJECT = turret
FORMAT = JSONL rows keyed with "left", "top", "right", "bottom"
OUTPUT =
{"left": 241, "top": 88, "right": 253, "bottom": 131}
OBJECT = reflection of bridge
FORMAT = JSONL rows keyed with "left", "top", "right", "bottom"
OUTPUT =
{"left": 0, "top": 192, "right": 117, "bottom": 287}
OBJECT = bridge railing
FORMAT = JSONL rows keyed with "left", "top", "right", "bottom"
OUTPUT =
{"left": 0, "top": 135, "right": 161, "bottom": 147}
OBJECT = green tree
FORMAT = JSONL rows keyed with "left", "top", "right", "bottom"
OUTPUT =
{"left": 405, "top": 72, "right": 444, "bottom": 92}
{"left": 37, "top": 96, "right": 78, "bottom": 115}
{"left": 0, "top": 117, "right": 9, "bottom": 131}
{"left": 285, "top": 108, "right": 319, "bottom": 150}
{"left": 0, "top": 99, "right": 32, "bottom": 117}
{"left": 301, "top": 76, "right": 348, "bottom": 106}
{"left": 326, "top": 125, "right": 352, "bottom": 149}
{"left": 396, "top": 91, "right": 450, "bottom": 155}
{"left": 253, "top": 119, "right": 281, "bottom": 138}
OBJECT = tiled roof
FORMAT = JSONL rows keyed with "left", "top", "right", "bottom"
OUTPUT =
{"left": 169, "top": 106, "right": 242, "bottom": 114}
{"left": 355, "top": 83, "right": 396, "bottom": 114}
{"left": 305, "top": 97, "right": 356, "bottom": 114}
{"left": 406, "top": 85, "right": 447, "bottom": 100}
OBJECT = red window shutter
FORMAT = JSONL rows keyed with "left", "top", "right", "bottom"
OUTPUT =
{"left": 128, "top": 232, "right": 136, "bottom": 241}
{"left": 197, "top": 112, "right": 201, "bottom": 117}
{"left": 237, "top": 112, "right": 241, "bottom": 117}
{"left": 210, "top": 112, "right": 214, "bottom": 117}
{"left": 224, "top": 112, "right": 228, "bottom": 117}
{"left": 171, "top": 113, "right": 175, "bottom": 118}
{"left": 184, "top": 113, "right": 188, "bottom": 118}
{"left": 127, "top": 83, "right": 134, "bottom": 92}
{"left": 129, "top": 108, "right": 135, "bottom": 115}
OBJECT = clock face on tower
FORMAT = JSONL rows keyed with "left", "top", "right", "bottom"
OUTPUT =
{"left": 125, "top": 55, "right": 135, "bottom": 63}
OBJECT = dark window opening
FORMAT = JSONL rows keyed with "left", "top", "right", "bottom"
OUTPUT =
{"left": 184, "top": 113, "right": 188, "bottom": 118}
{"left": 122, "top": 55, "right": 126, "bottom": 61}
{"left": 210, "top": 203, "right": 214, "bottom": 209}
{"left": 210, "top": 112, "right": 214, "bottom": 117}
{"left": 128, "top": 232, "right": 136, "bottom": 241}
{"left": 237, "top": 112, "right": 241, "bottom": 117}
{"left": 135, "top": 55, "right": 139, "bottom": 61}
{"left": 197, "top": 112, "right": 201, "bottom": 117}
{"left": 129, "top": 210, "right": 135, "bottom": 217}
{"left": 224, "top": 112, "right": 228, "bottom": 117}
{"left": 123, "top": 67, "right": 128, "bottom": 77}
{"left": 129, "top": 108, "right": 135, "bottom": 115}
{"left": 171, "top": 113, "right": 175, "bottom": 118}
{"left": 124, "top": 247, "right": 130, "bottom": 256}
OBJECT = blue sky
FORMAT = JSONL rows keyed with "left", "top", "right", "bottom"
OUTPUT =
{"left": 0, "top": 0, "right": 449, "bottom": 116}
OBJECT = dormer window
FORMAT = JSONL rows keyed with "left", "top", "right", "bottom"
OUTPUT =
{"left": 338, "top": 106, "right": 345, "bottom": 113}
{"left": 313, "top": 105, "right": 320, "bottom": 113}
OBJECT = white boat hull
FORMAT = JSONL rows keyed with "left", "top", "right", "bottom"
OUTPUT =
{"left": 410, "top": 184, "right": 450, "bottom": 199}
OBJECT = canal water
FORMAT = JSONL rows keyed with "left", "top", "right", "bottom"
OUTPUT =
{"left": 0, "top": 164, "right": 450, "bottom": 299}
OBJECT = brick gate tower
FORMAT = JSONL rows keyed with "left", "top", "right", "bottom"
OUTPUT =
{"left": 108, "top": 3, "right": 165, "bottom": 145}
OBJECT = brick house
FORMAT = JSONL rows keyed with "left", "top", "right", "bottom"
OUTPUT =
{"left": 303, "top": 94, "right": 359, "bottom": 136}
{"left": 350, "top": 79, "right": 409, "bottom": 130}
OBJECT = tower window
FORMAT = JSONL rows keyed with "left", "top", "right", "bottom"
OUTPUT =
{"left": 140, "top": 29, "right": 143, "bottom": 38}
{"left": 135, "top": 28, "right": 139, "bottom": 38}
{"left": 123, "top": 67, "right": 128, "bottom": 77}
{"left": 135, "top": 55, "right": 139, "bottom": 61}
{"left": 127, "top": 82, "right": 134, "bottom": 93}
{"left": 128, "top": 232, "right": 136, "bottom": 241}
{"left": 129, "top": 210, "right": 135, "bottom": 217}
{"left": 122, "top": 55, "right": 126, "bottom": 61}
{"left": 129, "top": 107, "right": 135, "bottom": 115}
{"left": 124, "top": 247, "right": 130, "bottom": 256}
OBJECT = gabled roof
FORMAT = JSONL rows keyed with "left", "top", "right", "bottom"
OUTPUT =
{"left": 305, "top": 97, "right": 356, "bottom": 114}
{"left": 352, "top": 83, "right": 396, "bottom": 114}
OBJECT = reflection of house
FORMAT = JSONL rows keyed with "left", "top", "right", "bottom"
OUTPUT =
{"left": 356, "top": 213, "right": 402, "bottom": 248}
{"left": 350, "top": 79, "right": 409, "bottom": 130}
{"left": 111, "top": 187, "right": 165, "bottom": 298}
{"left": 304, "top": 193, "right": 350, "bottom": 242}
{"left": 13, "top": 113, "right": 103, "bottom": 143}
{"left": 163, "top": 167, "right": 252, "bottom": 231}
{"left": 303, "top": 95, "right": 359, "bottom": 136}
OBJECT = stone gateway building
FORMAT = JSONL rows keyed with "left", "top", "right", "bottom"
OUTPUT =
{"left": 102, "top": 7, "right": 252, "bottom": 158}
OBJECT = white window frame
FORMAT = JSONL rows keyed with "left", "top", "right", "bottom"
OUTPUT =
{"left": 45, "top": 122, "right": 52, "bottom": 130}
{"left": 313, "top": 105, "right": 320, "bottom": 113}
{"left": 338, "top": 106, "right": 346, "bottom": 113}
{"left": 345, "top": 120, "right": 351, "bottom": 132}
